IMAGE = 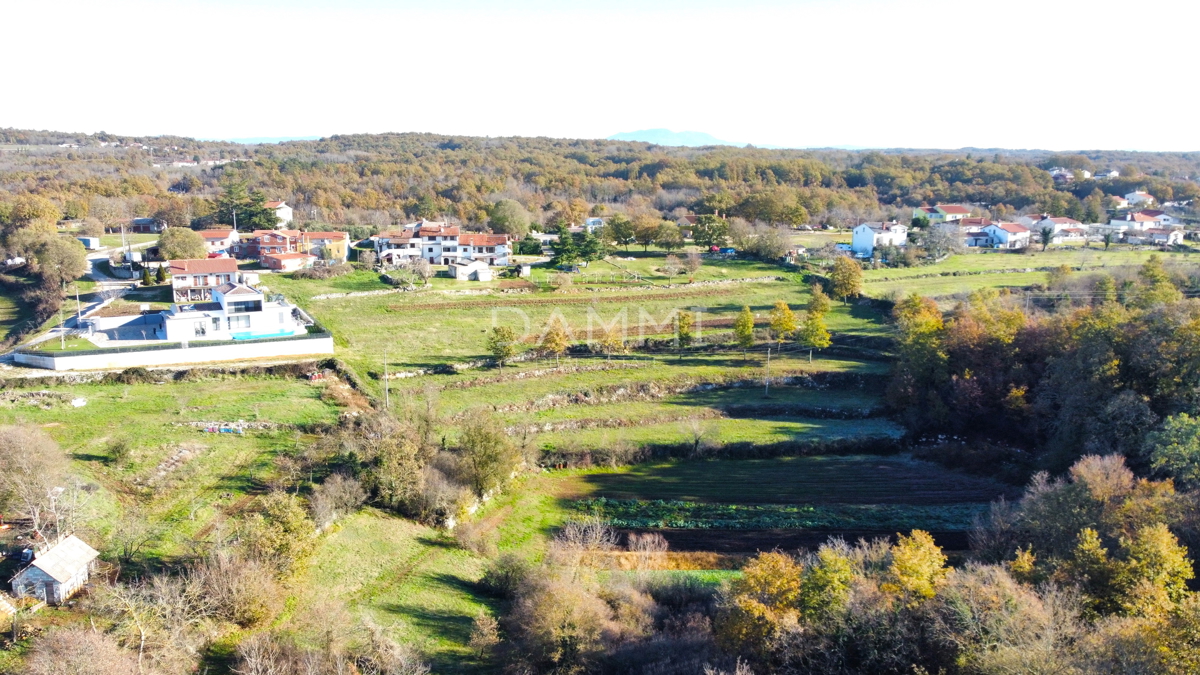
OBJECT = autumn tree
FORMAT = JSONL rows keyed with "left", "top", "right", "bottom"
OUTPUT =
{"left": 829, "top": 256, "right": 863, "bottom": 304}
{"left": 654, "top": 222, "right": 684, "bottom": 252}
{"left": 768, "top": 301, "right": 797, "bottom": 344}
{"left": 675, "top": 309, "right": 694, "bottom": 359}
{"left": 486, "top": 326, "right": 520, "bottom": 372}
{"left": 600, "top": 214, "right": 635, "bottom": 250}
{"left": 733, "top": 305, "right": 756, "bottom": 360}
{"left": 158, "top": 227, "right": 207, "bottom": 260}
{"left": 692, "top": 214, "right": 729, "bottom": 248}
{"left": 459, "top": 410, "right": 521, "bottom": 496}
{"left": 539, "top": 317, "right": 570, "bottom": 365}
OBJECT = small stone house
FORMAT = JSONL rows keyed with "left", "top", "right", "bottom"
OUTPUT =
{"left": 10, "top": 535, "right": 100, "bottom": 605}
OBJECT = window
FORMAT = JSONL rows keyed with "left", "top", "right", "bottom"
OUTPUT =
{"left": 194, "top": 321, "right": 207, "bottom": 337}
{"left": 279, "top": 312, "right": 286, "bottom": 324}
{"left": 212, "top": 317, "right": 221, "bottom": 331}
{"left": 228, "top": 315, "right": 250, "bottom": 330}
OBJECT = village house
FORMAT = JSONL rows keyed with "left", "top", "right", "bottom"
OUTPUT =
{"left": 982, "top": 222, "right": 1031, "bottom": 249}
{"left": 1052, "top": 228, "right": 1087, "bottom": 244}
{"left": 1110, "top": 195, "right": 1130, "bottom": 209}
{"left": 584, "top": 217, "right": 608, "bottom": 233}
{"left": 10, "top": 535, "right": 99, "bottom": 605}
{"left": 1134, "top": 209, "right": 1180, "bottom": 226}
{"left": 266, "top": 201, "right": 293, "bottom": 227}
{"left": 300, "top": 231, "right": 350, "bottom": 262}
{"left": 126, "top": 217, "right": 165, "bottom": 234}
{"left": 458, "top": 233, "right": 510, "bottom": 266}
{"left": 913, "top": 204, "right": 971, "bottom": 224}
{"left": 937, "top": 217, "right": 994, "bottom": 247}
{"left": 1018, "top": 214, "right": 1084, "bottom": 233}
{"left": 198, "top": 229, "right": 239, "bottom": 256}
{"left": 851, "top": 221, "right": 907, "bottom": 257}
{"left": 262, "top": 252, "right": 317, "bottom": 271}
{"left": 371, "top": 221, "right": 511, "bottom": 267}
{"left": 1125, "top": 191, "right": 1155, "bottom": 206}
{"left": 1125, "top": 228, "right": 1184, "bottom": 246}
{"left": 170, "top": 258, "right": 238, "bottom": 302}
{"left": 158, "top": 282, "right": 307, "bottom": 341}
{"left": 1110, "top": 212, "right": 1167, "bottom": 232}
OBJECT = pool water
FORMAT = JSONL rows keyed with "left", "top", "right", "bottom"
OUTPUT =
{"left": 230, "top": 329, "right": 303, "bottom": 340}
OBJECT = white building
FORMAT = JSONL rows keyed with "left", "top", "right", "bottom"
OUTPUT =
{"left": 198, "top": 229, "right": 239, "bottom": 255}
{"left": 851, "top": 221, "right": 907, "bottom": 257}
{"left": 170, "top": 258, "right": 238, "bottom": 303}
{"left": 373, "top": 222, "right": 510, "bottom": 267}
{"left": 1135, "top": 210, "right": 1180, "bottom": 226}
{"left": 1019, "top": 214, "right": 1084, "bottom": 233}
{"left": 982, "top": 222, "right": 1031, "bottom": 249}
{"left": 10, "top": 535, "right": 99, "bottom": 605}
{"left": 1125, "top": 191, "right": 1155, "bottom": 206}
{"left": 266, "top": 201, "right": 294, "bottom": 228}
{"left": 448, "top": 259, "right": 494, "bottom": 281}
{"left": 583, "top": 217, "right": 607, "bottom": 233}
{"left": 1110, "top": 212, "right": 1166, "bottom": 232}
{"left": 161, "top": 282, "right": 307, "bottom": 342}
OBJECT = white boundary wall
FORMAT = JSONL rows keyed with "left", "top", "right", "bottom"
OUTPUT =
{"left": 15, "top": 336, "right": 334, "bottom": 371}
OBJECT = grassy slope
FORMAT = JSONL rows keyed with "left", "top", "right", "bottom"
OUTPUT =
{"left": 0, "top": 376, "right": 342, "bottom": 558}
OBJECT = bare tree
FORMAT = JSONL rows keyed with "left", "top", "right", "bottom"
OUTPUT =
{"left": 0, "top": 425, "right": 71, "bottom": 541}
{"left": 24, "top": 627, "right": 140, "bottom": 675}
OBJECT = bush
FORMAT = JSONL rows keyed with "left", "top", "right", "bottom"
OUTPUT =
{"left": 479, "top": 553, "right": 533, "bottom": 598}
{"left": 454, "top": 519, "right": 499, "bottom": 556}
{"left": 292, "top": 263, "right": 353, "bottom": 280}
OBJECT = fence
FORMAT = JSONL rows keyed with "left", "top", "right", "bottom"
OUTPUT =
{"left": 14, "top": 332, "right": 334, "bottom": 371}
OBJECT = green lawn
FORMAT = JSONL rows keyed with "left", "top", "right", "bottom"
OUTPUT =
{"left": 31, "top": 337, "right": 96, "bottom": 351}
{"left": 0, "top": 284, "right": 32, "bottom": 340}
{"left": 100, "top": 233, "right": 158, "bottom": 248}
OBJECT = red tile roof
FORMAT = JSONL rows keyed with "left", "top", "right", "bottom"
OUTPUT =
{"left": 198, "top": 229, "right": 236, "bottom": 240}
{"left": 301, "top": 231, "right": 349, "bottom": 241}
{"left": 266, "top": 201, "right": 287, "bottom": 209}
{"left": 459, "top": 234, "right": 508, "bottom": 246}
{"left": 263, "top": 252, "right": 317, "bottom": 261}
{"left": 169, "top": 258, "right": 238, "bottom": 274}
{"left": 1128, "top": 213, "right": 1161, "bottom": 222}
{"left": 1048, "top": 217, "right": 1081, "bottom": 225}
{"left": 995, "top": 223, "right": 1030, "bottom": 234}
{"left": 1137, "top": 209, "right": 1166, "bottom": 217}
{"left": 958, "top": 217, "right": 994, "bottom": 227}
{"left": 937, "top": 205, "right": 971, "bottom": 215}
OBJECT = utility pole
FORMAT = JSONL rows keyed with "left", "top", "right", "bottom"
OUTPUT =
{"left": 764, "top": 347, "right": 771, "bottom": 398}
{"left": 75, "top": 283, "right": 81, "bottom": 322}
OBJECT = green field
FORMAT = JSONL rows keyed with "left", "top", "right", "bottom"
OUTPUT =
{"left": 0, "top": 284, "right": 31, "bottom": 340}
{"left": 99, "top": 233, "right": 158, "bottom": 248}
{"left": 561, "top": 455, "right": 1013, "bottom": 505}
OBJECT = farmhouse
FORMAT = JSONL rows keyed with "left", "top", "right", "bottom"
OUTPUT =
{"left": 1127, "top": 228, "right": 1183, "bottom": 246}
{"left": 913, "top": 204, "right": 971, "bottom": 224}
{"left": 1052, "top": 228, "right": 1087, "bottom": 244}
{"left": 10, "top": 535, "right": 99, "bottom": 605}
{"left": 198, "top": 229, "right": 239, "bottom": 255}
{"left": 851, "top": 221, "right": 907, "bottom": 257}
{"left": 458, "top": 233, "right": 511, "bottom": 266}
{"left": 170, "top": 258, "right": 238, "bottom": 302}
{"left": 938, "top": 217, "right": 994, "bottom": 247}
{"left": 127, "top": 217, "right": 164, "bottom": 234}
{"left": 266, "top": 200, "right": 293, "bottom": 227}
{"left": 982, "top": 222, "right": 1031, "bottom": 249}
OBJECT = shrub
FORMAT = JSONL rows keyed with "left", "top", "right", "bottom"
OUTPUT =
{"left": 292, "top": 263, "right": 353, "bottom": 280}
{"left": 479, "top": 553, "right": 533, "bottom": 598}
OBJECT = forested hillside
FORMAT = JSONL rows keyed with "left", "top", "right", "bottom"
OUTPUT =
{"left": 3, "top": 129, "right": 1200, "bottom": 240}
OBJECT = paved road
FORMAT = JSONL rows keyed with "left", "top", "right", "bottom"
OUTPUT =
{"left": 5, "top": 241, "right": 157, "bottom": 352}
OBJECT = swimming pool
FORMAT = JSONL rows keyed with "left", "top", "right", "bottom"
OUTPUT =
{"left": 230, "top": 329, "right": 304, "bottom": 340}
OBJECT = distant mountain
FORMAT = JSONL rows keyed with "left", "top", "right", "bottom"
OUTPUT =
{"left": 607, "top": 129, "right": 740, "bottom": 147}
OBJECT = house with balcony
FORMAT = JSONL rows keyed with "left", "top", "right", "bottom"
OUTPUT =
{"left": 851, "top": 221, "right": 907, "bottom": 257}
{"left": 169, "top": 258, "right": 238, "bottom": 302}
{"left": 458, "top": 233, "right": 510, "bottom": 266}
{"left": 300, "top": 231, "right": 349, "bottom": 262}
{"left": 160, "top": 282, "right": 307, "bottom": 342}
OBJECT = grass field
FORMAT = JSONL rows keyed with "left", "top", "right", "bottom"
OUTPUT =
{"left": 0, "top": 283, "right": 32, "bottom": 340}
{"left": 100, "top": 233, "right": 158, "bottom": 248}
{"left": 560, "top": 455, "right": 1013, "bottom": 505}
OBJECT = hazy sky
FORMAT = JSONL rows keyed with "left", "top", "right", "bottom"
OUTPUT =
{"left": 5, "top": 0, "right": 1197, "bottom": 150}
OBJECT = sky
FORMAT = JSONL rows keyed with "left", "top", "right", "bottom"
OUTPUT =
{"left": 4, "top": 0, "right": 1198, "bottom": 151}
